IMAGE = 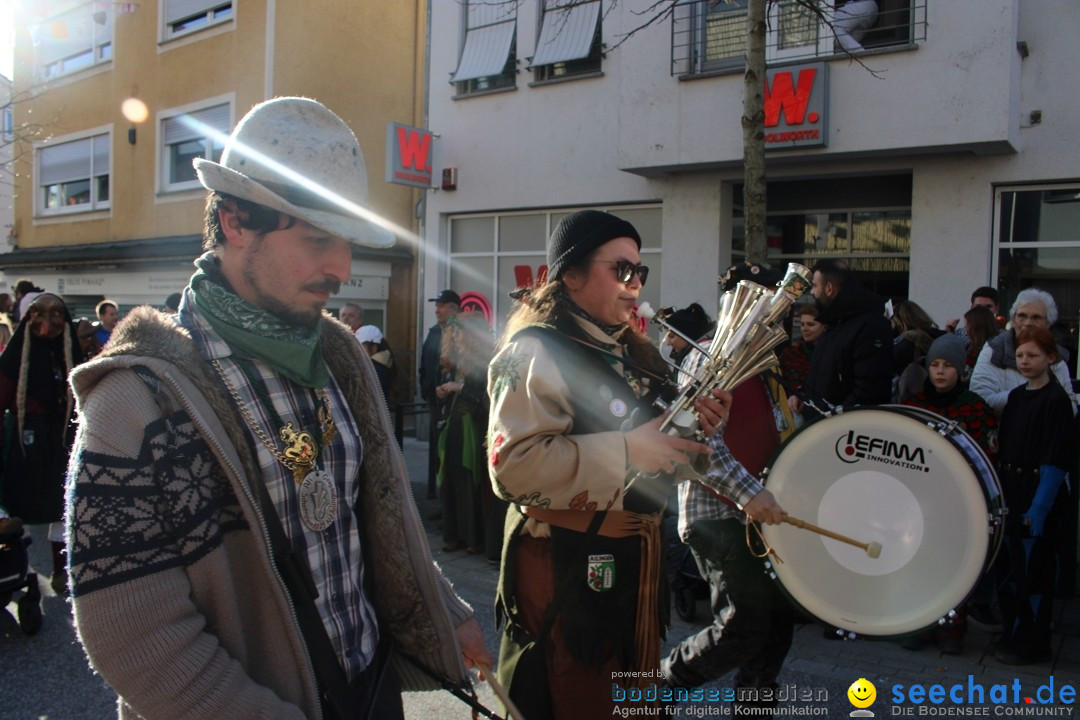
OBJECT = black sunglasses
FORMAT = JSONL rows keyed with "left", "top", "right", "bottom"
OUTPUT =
{"left": 594, "top": 259, "right": 649, "bottom": 286}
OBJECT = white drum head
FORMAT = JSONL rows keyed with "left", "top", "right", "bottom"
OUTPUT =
{"left": 761, "top": 408, "right": 992, "bottom": 636}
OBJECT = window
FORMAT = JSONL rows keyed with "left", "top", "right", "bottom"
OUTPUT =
{"left": 36, "top": 2, "right": 113, "bottom": 80}
{"left": 994, "top": 184, "right": 1080, "bottom": 359}
{"left": 531, "top": 0, "right": 603, "bottom": 83}
{"left": 769, "top": 0, "right": 830, "bottom": 62}
{"left": 36, "top": 131, "right": 111, "bottom": 215}
{"left": 163, "top": 0, "right": 233, "bottom": 41}
{"left": 731, "top": 176, "right": 913, "bottom": 301}
{"left": 2, "top": 103, "right": 12, "bottom": 143}
{"left": 452, "top": 0, "right": 517, "bottom": 96}
{"left": 685, "top": 0, "right": 747, "bottom": 74}
{"left": 159, "top": 101, "right": 231, "bottom": 192}
{"left": 671, "top": 0, "right": 926, "bottom": 77}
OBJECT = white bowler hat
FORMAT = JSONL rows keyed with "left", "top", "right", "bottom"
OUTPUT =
{"left": 355, "top": 325, "right": 383, "bottom": 344}
{"left": 194, "top": 97, "right": 395, "bottom": 249}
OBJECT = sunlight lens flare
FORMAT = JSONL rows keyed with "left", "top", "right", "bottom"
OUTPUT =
{"left": 120, "top": 98, "right": 148, "bottom": 124}
{"left": 177, "top": 113, "right": 423, "bottom": 249}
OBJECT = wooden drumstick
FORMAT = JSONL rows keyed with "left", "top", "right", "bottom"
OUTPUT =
{"left": 782, "top": 515, "right": 882, "bottom": 558}
{"left": 476, "top": 661, "right": 529, "bottom": 720}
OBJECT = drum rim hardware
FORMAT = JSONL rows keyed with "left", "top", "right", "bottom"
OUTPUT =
{"left": 759, "top": 405, "right": 1006, "bottom": 639}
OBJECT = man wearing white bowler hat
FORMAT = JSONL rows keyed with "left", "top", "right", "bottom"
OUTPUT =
{"left": 66, "top": 97, "right": 492, "bottom": 720}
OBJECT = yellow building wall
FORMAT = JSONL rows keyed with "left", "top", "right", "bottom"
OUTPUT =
{"left": 11, "top": 0, "right": 425, "bottom": 253}
{"left": 10, "top": 1, "right": 426, "bottom": 391}
{"left": 11, "top": 2, "right": 269, "bottom": 248}
{"left": 272, "top": 0, "right": 427, "bottom": 389}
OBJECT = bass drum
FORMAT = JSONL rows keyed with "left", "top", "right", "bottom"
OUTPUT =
{"left": 760, "top": 405, "right": 1004, "bottom": 637}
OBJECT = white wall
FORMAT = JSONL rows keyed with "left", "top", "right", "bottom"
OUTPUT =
{"left": 425, "top": 0, "right": 1080, "bottom": 330}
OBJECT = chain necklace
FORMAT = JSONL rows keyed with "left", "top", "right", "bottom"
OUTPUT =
{"left": 211, "top": 357, "right": 339, "bottom": 531}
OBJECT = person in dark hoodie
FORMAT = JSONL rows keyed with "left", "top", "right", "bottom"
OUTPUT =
{"left": 793, "top": 259, "right": 893, "bottom": 421}
{"left": 0, "top": 293, "right": 82, "bottom": 595}
{"left": 662, "top": 302, "right": 715, "bottom": 389}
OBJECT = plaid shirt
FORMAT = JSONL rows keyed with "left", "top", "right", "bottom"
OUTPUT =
{"left": 183, "top": 298, "right": 378, "bottom": 680}
{"left": 676, "top": 433, "right": 766, "bottom": 541}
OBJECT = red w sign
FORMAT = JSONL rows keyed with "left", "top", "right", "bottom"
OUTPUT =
{"left": 386, "top": 122, "right": 437, "bottom": 188}
{"left": 513, "top": 264, "right": 549, "bottom": 289}
{"left": 763, "top": 63, "right": 828, "bottom": 149}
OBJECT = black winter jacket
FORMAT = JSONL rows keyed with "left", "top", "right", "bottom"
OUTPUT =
{"left": 803, "top": 285, "right": 894, "bottom": 418}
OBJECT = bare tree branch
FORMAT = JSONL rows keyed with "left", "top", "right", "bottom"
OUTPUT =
{"left": 1, "top": 83, "right": 60, "bottom": 188}
{"left": 609, "top": 0, "right": 680, "bottom": 51}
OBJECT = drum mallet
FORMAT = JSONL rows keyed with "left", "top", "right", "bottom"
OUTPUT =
{"left": 782, "top": 515, "right": 882, "bottom": 559}
{"left": 476, "top": 662, "right": 529, "bottom": 720}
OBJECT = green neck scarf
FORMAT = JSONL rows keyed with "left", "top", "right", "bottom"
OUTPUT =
{"left": 190, "top": 252, "right": 330, "bottom": 388}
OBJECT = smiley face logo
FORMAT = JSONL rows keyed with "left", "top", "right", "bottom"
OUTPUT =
{"left": 847, "top": 678, "right": 877, "bottom": 709}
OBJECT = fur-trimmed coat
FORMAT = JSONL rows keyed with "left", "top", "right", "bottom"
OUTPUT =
{"left": 66, "top": 307, "right": 471, "bottom": 720}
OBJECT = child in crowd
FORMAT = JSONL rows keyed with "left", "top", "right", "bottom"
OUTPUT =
{"left": 779, "top": 302, "right": 824, "bottom": 422}
{"left": 902, "top": 333, "right": 997, "bottom": 653}
{"left": 354, "top": 325, "right": 396, "bottom": 404}
{"left": 962, "top": 305, "right": 1000, "bottom": 375}
{"left": 993, "top": 326, "right": 1074, "bottom": 665}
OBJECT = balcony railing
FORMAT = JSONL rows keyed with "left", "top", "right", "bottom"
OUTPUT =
{"left": 671, "top": 0, "right": 928, "bottom": 77}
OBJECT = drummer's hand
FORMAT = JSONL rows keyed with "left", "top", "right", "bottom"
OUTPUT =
{"left": 456, "top": 618, "right": 494, "bottom": 680}
{"left": 743, "top": 489, "right": 785, "bottom": 525}
{"left": 693, "top": 388, "right": 733, "bottom": 437}
{"left": 788, "top": 395, "right": 804, "bottom": 415}
{"left": 626, "top": 414, "right": 711, "bottom": 475}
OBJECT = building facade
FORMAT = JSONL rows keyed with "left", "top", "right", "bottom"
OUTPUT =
{"left": 6, "top": 0, "right": 427, "bottom": 391}
{"left": 1, "top": 73, "right": 14, "bottom": 288}
{"left": 422, "top": 0, "right": 1080, "bottom": 373}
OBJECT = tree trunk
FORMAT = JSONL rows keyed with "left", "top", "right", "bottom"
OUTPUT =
{"left": 742, "top": 0, "right": 768, "bottom": 265}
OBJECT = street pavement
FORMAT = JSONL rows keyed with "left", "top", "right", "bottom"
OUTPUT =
{"left": 3, "top": 436, "right": 1077, "bottom": 719}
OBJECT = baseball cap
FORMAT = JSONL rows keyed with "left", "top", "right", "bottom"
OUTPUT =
{"left": 429, "top": 289, "right": 461, "bottom": 305}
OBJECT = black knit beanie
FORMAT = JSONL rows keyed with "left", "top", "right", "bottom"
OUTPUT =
{"left": 546, "top": 210, "right": 642, "bottom": 280}
{"left": 666, "top": 303, "right": 713, "bottom": 341}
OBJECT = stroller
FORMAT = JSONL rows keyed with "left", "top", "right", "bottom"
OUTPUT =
{"left": 0, "top": 520, "right": 43, "bottom": 635}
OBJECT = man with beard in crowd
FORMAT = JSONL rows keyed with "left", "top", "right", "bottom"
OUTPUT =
{"left": 791, "top": 259, "right": 893, "bottom": 420}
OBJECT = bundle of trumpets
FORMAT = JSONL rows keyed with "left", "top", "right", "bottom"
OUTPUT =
{"left": 637, "top": 262, "right": 811, "bottom": 443}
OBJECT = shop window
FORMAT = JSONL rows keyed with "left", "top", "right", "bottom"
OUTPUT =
{"left": 36, "top": 2, "right": 113, "bottom": 81}
{"left": 995, "top": 185, "right": 1080, "bottom": 371}
{"left": 36, "top": 130, "right": 111, "bottom": 215}
{"left": 452, "top": 0, "right": 517, "bottom": 96}
{"left": 163, "top": 0, "right": 233, "bottom": 41}
{"left": 159, "top": 101, "right": 231, "bottom": 192}
{"left": 732, "top": 207, "right": 912, "bottom": 301}
{"left": 671, "top": 0, "right": 926, "bottom": 77}
{"left": 531, "top": 0, "right": 603, "bottom": 83}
